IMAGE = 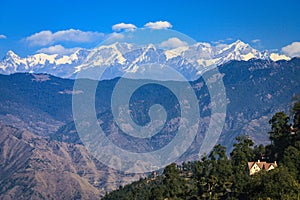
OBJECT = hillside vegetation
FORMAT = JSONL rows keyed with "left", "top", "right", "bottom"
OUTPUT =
{"left": 104, "top": 101, "right": 300, "bottom": 200}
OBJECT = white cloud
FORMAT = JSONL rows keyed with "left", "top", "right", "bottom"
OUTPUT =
{"left": 282, "top": 42, "right": 300, "bottom": 57}
{"left": 26, "top": 29, "right": 104, "bottom": 46}
{"left": 26, "top": 31, "right": 52, "bottom": 46}
{"left": 112, "top": 23, "right": 137, "bottom": 31}
{"left": 212, "top": 39, "right": 225, "bottom": 45}
{"left": 0, "top": 34, "right": 7, "bottom": 39}
{"left": 212, "top": 38, "right": 234, "bottom": 45}
{"left": 37, "top": 45, "right": 80, "bottom": 55}
{"left": 160, "top": 37, "right": 188, "bottom": 49}
{"left": 269, "top": 49, "right": 279, "bottom": 52}
{"left": 251, "top": 39, "right": 263, "bottom": 49}
{"left": 144, "top": 21, "right": 172, "bottom": 29}
{"left": 106, "top": 32, "right": 125, "bottom": 40}
{"left": 215, "top": 43, "right": 228, "bottom": 49}
{"left": 251, "top": 39, "right": 261, "bottom": 43}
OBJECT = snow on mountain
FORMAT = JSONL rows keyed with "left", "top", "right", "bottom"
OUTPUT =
{"left": 0, "top": 51, "right": 27, "bottom": 72}
{"left": 0, "top": 49, "right": 91, "bottom": 77}
{"left": 269, "top": 53, "right": 291, "bottom": 61}
{"left": 0, "top": 40, "right": 290, "bottom": 80}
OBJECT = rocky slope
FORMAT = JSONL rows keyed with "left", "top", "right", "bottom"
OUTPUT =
{"left": 0, "top": 123, "right": 141, "bottom": 199}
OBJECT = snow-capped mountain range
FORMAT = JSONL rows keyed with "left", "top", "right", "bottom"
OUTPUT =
{"left": 0, "top": 40, "right": 291, "bottom": 80}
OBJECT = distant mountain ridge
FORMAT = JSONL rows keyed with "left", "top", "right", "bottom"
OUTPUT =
{"left": 0, "top": 40, "right": 290, "bottom": 80}
{"left": 0, "top": 57, "right": 299, "bottom": 198}
{"left": 1, "top": 58, "right": 299, "bottom": 152}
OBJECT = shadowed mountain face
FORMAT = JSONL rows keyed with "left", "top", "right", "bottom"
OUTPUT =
{"left": 0, "top": 58, "right": 299, "bottom": 198}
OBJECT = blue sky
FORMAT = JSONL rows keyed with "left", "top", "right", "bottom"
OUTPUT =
{"left": 0, "top": 0, "right": 299, "bottom": 57}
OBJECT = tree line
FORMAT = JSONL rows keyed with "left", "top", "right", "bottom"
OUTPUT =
{"left": 103, "top": 100, "right": 300, "bottom": 200}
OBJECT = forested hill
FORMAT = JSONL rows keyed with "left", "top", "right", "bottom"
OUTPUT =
{"left": 103, "top": 101, "right": 300, "bottom": 200}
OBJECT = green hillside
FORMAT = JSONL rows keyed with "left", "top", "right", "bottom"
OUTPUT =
{"left": 103, "top": 101, "right": 300, "bottom": 200}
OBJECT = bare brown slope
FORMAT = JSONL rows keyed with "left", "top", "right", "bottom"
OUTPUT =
{"left": 0, "top": 124, "right": 141, "bottom": 199}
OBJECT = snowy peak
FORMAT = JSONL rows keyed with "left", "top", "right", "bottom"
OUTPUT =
{"left": 5, "top": 50, "right": 19, "bottom": 58}
{"left": 231, "top": 39, "right": 248, "bottom": 47}
{"left": 0, "top": 49, "right": 91, "bottom": 76}
{"left": 86, "top": 43, "right": 127, "bottom": 66}
{"left": 0, "top": 40, "right": 291, "bottom": 80}
{"left": 216, "top": 40, "right": 262, "bottom": 60}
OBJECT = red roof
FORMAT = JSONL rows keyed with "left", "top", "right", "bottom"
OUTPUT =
{"left": 248, "top": 160, "right": 277, "bottom": 171}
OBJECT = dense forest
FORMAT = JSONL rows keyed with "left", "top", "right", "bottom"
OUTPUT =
{"left": 103, "top": 100, "right": 300, "bottom": 200}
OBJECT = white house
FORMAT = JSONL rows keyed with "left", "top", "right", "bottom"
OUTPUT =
{"left": 247, "top": 160, "right": 277, "bottom": 175}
